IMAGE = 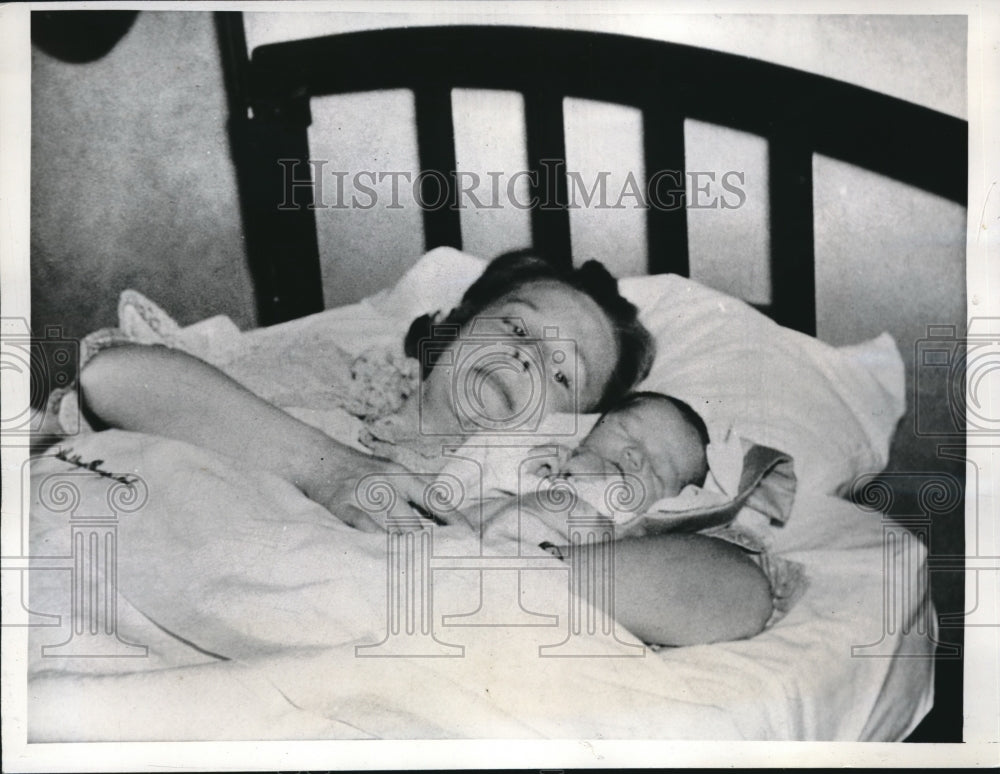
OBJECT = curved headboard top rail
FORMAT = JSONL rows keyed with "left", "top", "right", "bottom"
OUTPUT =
{"left": 230, "top": 22, "right": 967, "bottom": 329}
{"left": 250, "top": 25, "right": 966, "bottom": 204}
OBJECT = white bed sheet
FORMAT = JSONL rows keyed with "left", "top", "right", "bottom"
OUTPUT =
{"left": 26, "top": 269, "right": 936, "bottom": 741}
{"left": 26, "top": 427, "right": 934, "bottom": 741}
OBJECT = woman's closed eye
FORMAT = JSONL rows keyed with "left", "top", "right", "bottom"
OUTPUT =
{"left": 503, "top": 317, "right": 528, "bottom": 337}
{"left": 499, "top": 315, "right": 573, "bottom": 393}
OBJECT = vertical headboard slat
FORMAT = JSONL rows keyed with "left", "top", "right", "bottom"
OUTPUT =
{"left": 643, "top": 106, "right": 689, "bottom": 276}
{"left": 414, "top": 86, "right": 463, "bottom": 252}
{"left": 768, "top": 140, "right": 816, "bottom": 336}
{"left": 523, "top": 91, "right": 573, "bottom": 270}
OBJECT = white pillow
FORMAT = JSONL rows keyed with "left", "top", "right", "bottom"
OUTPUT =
{"left": 369, "top": 247, "right": 905, "bottom": 493}
{"left": 619, "top": 273, "right": 903, "bottom": 493}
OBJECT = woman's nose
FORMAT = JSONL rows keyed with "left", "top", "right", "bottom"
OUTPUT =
{"left": 501, "top": 343, "right": 534, "bottom": 372}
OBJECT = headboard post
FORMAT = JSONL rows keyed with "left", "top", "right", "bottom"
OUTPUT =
{"left": 232, "top": 94, "right": 325, "bottom": 325}
{"left": 217, "top": 11, "right": 324, "bottom": 324}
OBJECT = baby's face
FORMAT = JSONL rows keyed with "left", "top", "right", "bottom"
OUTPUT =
{"left": 558, "top": 398, "right": 706, "bottom": 512}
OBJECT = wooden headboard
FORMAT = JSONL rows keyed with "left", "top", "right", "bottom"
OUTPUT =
{"left": 215, "top": 13, "right": 966, "bottom": 335}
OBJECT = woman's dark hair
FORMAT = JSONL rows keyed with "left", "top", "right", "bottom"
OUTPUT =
{"left": 404, "top": 249, "right": 656, "bottom": 412}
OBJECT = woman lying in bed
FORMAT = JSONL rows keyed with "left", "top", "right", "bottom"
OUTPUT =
{"left": 79, "top": 250, "right": 773, "bottom": 646}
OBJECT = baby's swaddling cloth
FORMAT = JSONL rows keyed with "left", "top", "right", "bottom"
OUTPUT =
{"left": 440, "top": 421, "right": 795, "bottom": 539}
{"left": 438, "top": 419, "right": 805, "bottom": 626}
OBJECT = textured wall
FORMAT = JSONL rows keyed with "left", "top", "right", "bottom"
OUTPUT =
{"left": 31, "top": 11, "right": 257, "bottom": 343}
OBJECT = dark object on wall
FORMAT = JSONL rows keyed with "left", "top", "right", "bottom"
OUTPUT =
{"left": 32, "top": 10, "right": 139, "bottom": 64}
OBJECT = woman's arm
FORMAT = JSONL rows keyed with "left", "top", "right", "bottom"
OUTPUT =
{"left": 80, "top": 344, "right": 434, "bottom": 531}
{"left": 567, "top": 533, "right": 774, "bottom": 647}
{"left": 479, "top": 494, "right": 774, "bottom": 646}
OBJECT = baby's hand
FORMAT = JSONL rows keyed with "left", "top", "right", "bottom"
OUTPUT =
{"left": 527, "top": 443, "right": 574, "bottom": 478}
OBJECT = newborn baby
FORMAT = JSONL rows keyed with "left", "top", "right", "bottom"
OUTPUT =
{"left": 532, "top": 391, "right": 711, "bottom": 517}
{"left": 436, "top": 389, "right": 751, "bottom": 545}
{"left": 468, "top": 390, "right": 806, "bottom": 630}
{"left": 441, "top": 386, "right": 796, "bottom": 548}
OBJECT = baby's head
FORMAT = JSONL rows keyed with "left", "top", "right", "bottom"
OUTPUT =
{"left": 559, "top": 391, "right": 709, "bottom": 513}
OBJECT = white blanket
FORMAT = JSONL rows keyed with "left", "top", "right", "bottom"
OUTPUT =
{"left": 27, "top": 428, "right": 934, "bottom": 741}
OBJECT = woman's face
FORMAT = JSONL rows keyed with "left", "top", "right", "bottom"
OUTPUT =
{"left": 419, "top": 280, "right": 618, "bottom": 435}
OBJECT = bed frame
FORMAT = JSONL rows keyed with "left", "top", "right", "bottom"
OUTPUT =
{"left": 214, "top": 13, "right": 966, "bottom": 334}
